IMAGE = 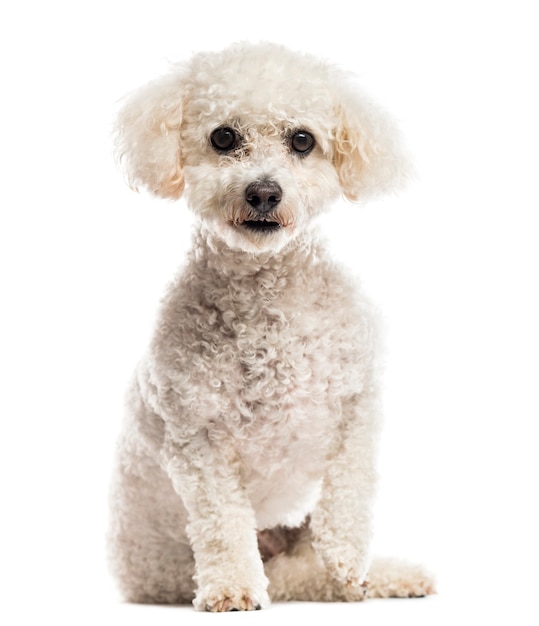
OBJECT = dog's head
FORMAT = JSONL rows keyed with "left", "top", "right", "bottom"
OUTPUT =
{"left": 115, "top": 42, "right": 411, "bottom": 253}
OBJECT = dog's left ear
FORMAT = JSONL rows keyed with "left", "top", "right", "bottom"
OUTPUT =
{"left": 114, "top": 69, "right": 187, "bottom": 199}
{"left": 332, "top": 81, "right": 413, "bottom": 202}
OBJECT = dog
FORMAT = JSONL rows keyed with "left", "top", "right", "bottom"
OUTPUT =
{"left": 108, "top": 41, "right": 435, "bottom": 611}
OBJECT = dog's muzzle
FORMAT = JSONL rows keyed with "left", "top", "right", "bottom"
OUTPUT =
{"left": 242, "top": 180, "right": 283, "bottom": 233}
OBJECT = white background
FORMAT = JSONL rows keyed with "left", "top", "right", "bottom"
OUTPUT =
{"left": 1, "top": 1, "right": 538, "bottom": 624}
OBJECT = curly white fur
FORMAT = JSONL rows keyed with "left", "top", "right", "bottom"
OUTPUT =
{"left": 108, "top": 41, "right": 435, "bottom": 612}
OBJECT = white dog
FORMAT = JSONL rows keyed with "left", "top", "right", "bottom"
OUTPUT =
{"left": 108, "top": 41, "right": 435, "bottom": 611}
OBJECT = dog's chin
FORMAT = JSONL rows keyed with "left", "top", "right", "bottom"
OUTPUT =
{"left": 214, "top": 219, "right": 293, "bottom": 254}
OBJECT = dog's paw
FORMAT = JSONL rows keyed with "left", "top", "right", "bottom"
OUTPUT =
{"left": 333, "top": 561, "right": 369, "bottom": 589}
{"left": 366, "top": 558, "right": 437, "bottom": 599}
{"left": 314, "top": 542, "right": 371, "bottom": 589}
{"left": 206, "top": 594, "right": 261, "bottom": 612}
{"left": 194, "top": 586, "right": 270, "bottom": 612}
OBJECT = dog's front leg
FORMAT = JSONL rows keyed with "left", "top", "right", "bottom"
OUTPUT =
{"left": 310, "top": 389, "right": 380, "bottom": 592}
{"left": 163, "top": 428, "right": 269, "bottom": 612}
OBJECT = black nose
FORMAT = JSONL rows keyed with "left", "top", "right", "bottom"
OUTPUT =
{"left": 245, "top": 180, "right": 282, "bottom": 214}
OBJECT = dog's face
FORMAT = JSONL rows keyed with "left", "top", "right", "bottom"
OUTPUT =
{"left": 184, "top": 124, "right": 340, "bottom": 253}
{"left": 180, "top": 54, "right": 342, "bottom": 252}
{"left": 115, "top": 43, "right": 410, "bottom": 253}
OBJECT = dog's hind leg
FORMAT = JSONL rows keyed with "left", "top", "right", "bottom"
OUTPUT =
{"left": 108, "top": 376, "right": 198, "bottom": 605}
{"left": 264, "top": 526, "right": 359, "bottom": 602}
{"left": 108, "top": 457, "right": 196, "bottom": 604}
{"left": 264, "top": 525, "right": 435, "bottom": 602}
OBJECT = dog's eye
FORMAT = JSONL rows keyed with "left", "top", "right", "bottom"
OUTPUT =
{"left": 290, "top": 130, "right": 315, "bottom": 155}
{"left": 210, "top": 126, "right": 239, "bottom": 152}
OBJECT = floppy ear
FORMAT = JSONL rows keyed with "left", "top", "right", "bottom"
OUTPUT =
{"left": 114, "top": 69, "right": 187, "bottom": 199}
{"left": 333, "top": 82, "right": 413, "bottom": 202}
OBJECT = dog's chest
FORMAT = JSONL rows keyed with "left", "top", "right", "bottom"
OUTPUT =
{"left": 152, "top": 251, "right": 372, "bottom": 524}
{"left": 208, "top": 297, "right": 345, "bottom": 524}
{"left": 156, "top": 250, "right": 370, "bottom": 451}
{"left": 196, "top": 272, "right": 363, "bottom": 446}
{"left": 210, "top": 278, "right": 349, "bottom": 398}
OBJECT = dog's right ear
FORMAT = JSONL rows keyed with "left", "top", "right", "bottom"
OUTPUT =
{"left": 114, "top": 70, "right": 186, "bottom": 199}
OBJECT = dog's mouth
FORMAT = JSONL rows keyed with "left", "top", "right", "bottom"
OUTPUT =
{"left": 241, "top": 220, "right": 282, "bottom": 233}
{"left": 228, "top": 206, "right": 293, "bottom": 235}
